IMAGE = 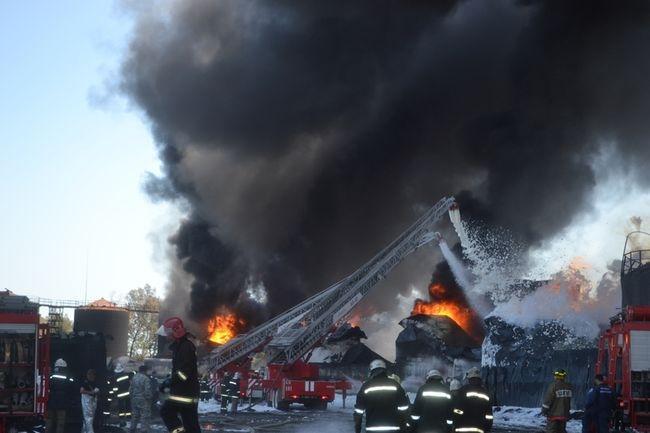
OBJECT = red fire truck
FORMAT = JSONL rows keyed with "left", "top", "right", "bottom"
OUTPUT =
{"left": 0, "top": 291, "right": 50, "bottom": 433}
{"left": 218, "top": 360, "right": 349, "bottom": 410}
{"left": 596, "top": 232, "right": 650, "bottom": 432}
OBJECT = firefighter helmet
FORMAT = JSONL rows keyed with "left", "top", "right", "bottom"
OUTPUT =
{"left": 157, "top": 317, "right": 186, "bottom": 340}
{"left": 54, "top": 358, "right": 67, "bottom": 368}
{"left": 554, "top": 369, "right": 568, "bottom": 379}
{"left": 369, "top": 359, "right": 386, "bottom": 372}
{"left": 466, "top": 367, "right": 481, "bottom": 379}
{"left": 426, "top": 369, "right": 443, "bottom": 380}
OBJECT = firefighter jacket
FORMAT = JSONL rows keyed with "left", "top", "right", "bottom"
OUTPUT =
{"left": 228, "top": 377, "right": 241, "bottom": 399}
{"left": 411, "top": 380, "right": 454, "bottom": 432}
{"left": 585, "top": 384, "right": 614, "bottom": 417}
{"left": 354, "top": 372, "right": 410, "bottom": 433}
{"left": 220, "top": 375, "right": 232, "bottom": 398}
{"left": 48, "top": 369, "right": 75, "bottom": 410}
{"left": 453, "top": 382, "right": 493, "bottom": 432}
{"left": 542, "top": 379, "right": 573, "bottom": 421}
{"left": 168, "top": 334, "right": 200, "bottom": 405}
{"left": 115, "top": 371, "right": 133, "bottom": 400}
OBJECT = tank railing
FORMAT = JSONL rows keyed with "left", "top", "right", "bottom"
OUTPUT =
{"left": 29, "top": 297, "right": 159, "bottom": 313}
{"left": 621, "top": 249, "right": 650, "bottom": 276}
{"left": 30, "top": 297, "right": 85, "bottom": 308}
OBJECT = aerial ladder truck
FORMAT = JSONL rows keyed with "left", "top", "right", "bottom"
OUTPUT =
{"left": 208, "top": 196, "right": 456, "bottom": 410}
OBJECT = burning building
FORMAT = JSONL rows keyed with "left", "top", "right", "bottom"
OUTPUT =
{"left": 396, "top": 263, "right": 486, "bottom": 386}
{"left": 311, "top": 323, "right": 393, "bottom": 387}
{"left": 480, "top": 265, "right": 618, "bottom": 408}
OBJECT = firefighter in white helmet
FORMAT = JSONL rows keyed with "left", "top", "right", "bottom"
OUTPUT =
{"left": 354, "top": 359, "right": 411, "bottom": 433}
{"left": 412, "top": 369, "right": 454, "bottom": 432}
{"left": 453, "top": 367, "right": 493, "bottom": 433}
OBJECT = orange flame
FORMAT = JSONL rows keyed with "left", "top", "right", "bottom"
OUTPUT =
{"left": 411, "top": 299, "right": 475, "bottom": 335}
{"left": 410, "top": 283, "right": 482, "bottom": 338}
{"left": 547, "top": 257, "right": 598, "bottom": 312}
{"left": 207, "top": 313, "right": 245, "bottom": 345}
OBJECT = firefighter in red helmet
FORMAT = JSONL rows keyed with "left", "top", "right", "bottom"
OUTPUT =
{"left": 157, "top": 317, "right": 200, "bottom": 433}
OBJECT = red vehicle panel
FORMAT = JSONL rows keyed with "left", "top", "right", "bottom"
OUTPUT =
{"left": 596, "top": 306, "right": 650, "bottom": 432}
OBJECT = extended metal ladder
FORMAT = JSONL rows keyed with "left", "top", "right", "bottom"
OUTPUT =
{"left": 209, "top": 196, "right": 455, "bottom": 371}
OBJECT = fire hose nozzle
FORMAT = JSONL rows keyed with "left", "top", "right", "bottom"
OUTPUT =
{"left": 434, "top": 232, "right": 443, "bottom": 243}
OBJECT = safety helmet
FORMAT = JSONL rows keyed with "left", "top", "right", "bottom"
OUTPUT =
{"left": 369, "top": 359, "right": 386, "bottom": 372}
{"left": 54, "top": 359, "right": 67, "bottom": 368}
{"left": 233, "top": 372, "right": 241, "bottom": 380}
{"left": 426, "top": 369, "right": 443, "bottom": 381}
{"left": 114, "top": 363, "right": 124, "bottom": 373}
{"left": 554, "top": 369, "right": 567, "bottom": 379}
{"left": 466, "top": 367, "right": 481, "bottom": 379}
{"left": 450, "top": 379, "right": 462, "bottom": 391}
{"left": 157, "top": 317, "right": 186, "bottom": 340}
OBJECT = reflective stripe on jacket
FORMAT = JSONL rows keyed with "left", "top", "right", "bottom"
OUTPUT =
{"left": 354, "top": 372, "right": 410, "bottom": 431}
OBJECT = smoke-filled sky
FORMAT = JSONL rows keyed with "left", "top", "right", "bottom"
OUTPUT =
{"left": 118, "top": 0, "right": 650, "bottom": 336}
{"left": 4, "top": 1, "right": 650, "bottom": 359}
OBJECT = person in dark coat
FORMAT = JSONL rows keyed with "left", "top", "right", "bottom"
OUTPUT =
{"left": 354, "top": 359, "right": 411, "bottom": 433}
{"left": 228, "top": 372, "right": 241, "bottom": 414}
{"left": 220, "top": 372, "right": 232, "bottom": 414}
{"left": 157, "top": 317, "right": 200, "bottom": 433}
{"left": 412, "top": 369, "right": 454, "bottom": 432}
{"left": 583, "top": 374, "right": 614, "bottom": 433}
{"left": 47, "top": 358, "right": 75, "bottom": 433}
{"left": 453, "top": 367, "right": 493, "bottom": 433}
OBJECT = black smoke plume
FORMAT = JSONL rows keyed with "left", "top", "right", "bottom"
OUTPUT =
{"left": 120, "top": 1, "right": 650, "bottom": 328}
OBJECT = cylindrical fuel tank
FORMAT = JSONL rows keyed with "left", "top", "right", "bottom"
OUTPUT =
{"left": 621, "top": 261, "right": 650, "bottom": 308}
{"left": 74, "top": 298, "right": 129, "bottom": 359}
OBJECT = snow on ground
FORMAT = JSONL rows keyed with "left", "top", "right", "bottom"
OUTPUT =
{"left": 200, "top": 395, "right": 584, "bottom": 432}
{"left": 493, "top": 406, "right": 582, "bottom": 433}
{"left": 199, "top": 398, "right": 283, "bottom": 414}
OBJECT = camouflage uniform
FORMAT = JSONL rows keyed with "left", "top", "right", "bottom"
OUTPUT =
{"left": 129, "top": 372, "right": 153, "bottom": 433}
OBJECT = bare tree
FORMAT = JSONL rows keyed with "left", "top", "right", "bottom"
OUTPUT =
{"left": 126, "top": 285, "right": 160, "bottom": 360}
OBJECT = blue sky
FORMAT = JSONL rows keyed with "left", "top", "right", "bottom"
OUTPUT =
{"left": 0, "top": 2, "right": 170, "bottom": 303}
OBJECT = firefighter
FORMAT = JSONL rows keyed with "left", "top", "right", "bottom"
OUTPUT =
{"left": 583, "top": 374, "right": 614, "bottom": 433}
{"left": 354, "top": 359, "right": 411, "bottom": 433}
{"left": 541, "top": 369, "right": 573, "bottom": 433}
{"left": 129, "top": 364, "right": 153, "bottom": 433}
{"left": 114, "top": 363, "right": 133, "bottom": 424}
{"left": 220, "top": 372, "right": 232, "bottom": 414}
{"left": 199, "top": 375, "right": 211, "bottom": 402}
{"left": 47, "top": 358, "right": 74, "bottom": 433}
{"left": 411, "top": 369, "right": 454, "bottom": 433}
{"left": 229, "top": 372, "right": 241, "bottom": 414}
{"left": 104, "top": 369, "right": 116, "bottom": 423}
{"left": 157, "top": 317, "right": 201, "bottom": 433}
{"left": 453, "top": 367, "right": 493, "bottom": 433}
